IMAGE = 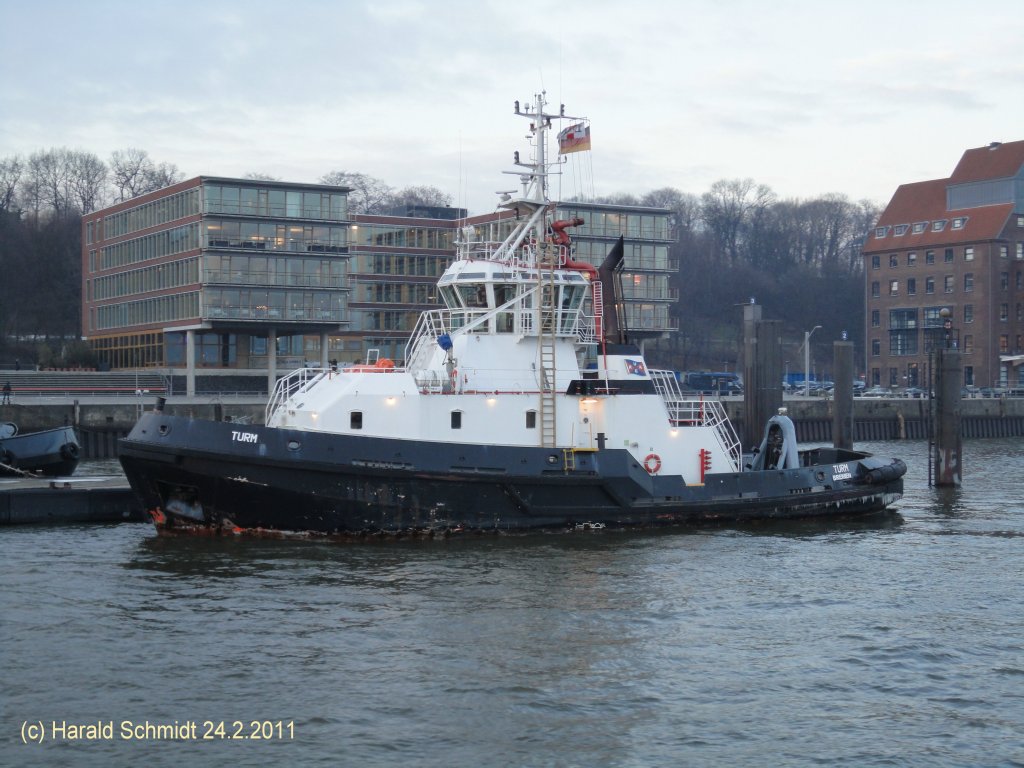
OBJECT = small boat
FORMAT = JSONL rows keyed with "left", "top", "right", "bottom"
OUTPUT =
{"left": 119, "top": 93, "right": 906, "bottom": 538}
{"left": 0, "top": 422, "right": 81, "bottom": 477}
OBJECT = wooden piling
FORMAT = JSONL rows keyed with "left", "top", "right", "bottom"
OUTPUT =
{"left": 932, "top": 347, "right": 963, "bottom": 486}
{"left": 832, "top": 341, "right": 854, "bottom": 450}
{"left": 741, "top": 303, "right": 782, "bottom": 450}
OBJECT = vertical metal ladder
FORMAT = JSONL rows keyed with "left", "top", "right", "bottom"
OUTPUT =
{"left": 538, "top": 245, "right": 558, "bottom": 448}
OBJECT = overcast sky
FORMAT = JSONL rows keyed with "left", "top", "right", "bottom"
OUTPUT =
{"left": 3, "top": 0, "right": 1022, "bottom": 214}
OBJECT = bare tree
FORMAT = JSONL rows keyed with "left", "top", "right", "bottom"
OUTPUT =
{"left": 243, "top": 172, "right": 280, "bottom": 181}
{"left": 109, "top": 149, "right": 181, "bottom": 200}
{"left": 0, "top": 155, "right": 23, "bottom": 214}
{"left": 68, "top": 151, "right": 108, "bottom": 213}
{"left": 146, "top": 161, "right": 183, "bottom": 192}
{"left": 386, "top": 185, "right": 453, "bottom": 211}
{"left": 320, "top": 171, "right": 393, "bottom": 214}
{"left": 700, "top": 178, "right": 775, "bottom": 264}
{"left": 109, "top": 148, "right": 151, "bottom": 201}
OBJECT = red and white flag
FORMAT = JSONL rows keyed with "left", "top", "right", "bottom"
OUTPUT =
{"left": 557, "top": 122, "right": 591, "bottom": 155}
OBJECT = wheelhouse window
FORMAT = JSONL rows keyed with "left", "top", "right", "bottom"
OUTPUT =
{"left": 451, "top": 410, "right": 462, "bottom": 429}
{"left": 350, "top": 411, "right": 363, "bottom": 429}
{"left": 525, "top": 410, "right": 537, "bottom": 429}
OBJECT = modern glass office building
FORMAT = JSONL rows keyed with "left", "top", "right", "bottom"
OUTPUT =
{"left": 82, "top": 177, "right": 353, "bottom": 393}
{"left": 83, "top": 180, "right": 676, "bottom": 388}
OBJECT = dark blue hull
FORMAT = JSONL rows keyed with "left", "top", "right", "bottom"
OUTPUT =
{"left": 118, "top": 413, "right": 905, "bottom": 537}
{"left": 0, "top": 425, "right": 80, "bottom": 477}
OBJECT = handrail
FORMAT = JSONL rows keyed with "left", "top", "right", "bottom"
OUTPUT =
{"left": 649, "top": 369, "right": 742, "bottom": 471}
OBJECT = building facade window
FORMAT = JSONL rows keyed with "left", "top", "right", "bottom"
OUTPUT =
{"left": 964, "top": 335, "right": 974, "bottom": 354}
{"left": 889, "top": 280, "right": 899, "bottom": 296}
{"left": 871, "top": 254, "right": 880, "bottom": 269}
{"left": 944, "top": 275, "right": 954, "bottom": 293}
{"left": 1001, "top": 271, "right": 1009, "bottom": 290}
{"left": 907, "top": 252, "right": 917, "bottom": 266}
{"left": 1000, "top": 335, "right": 1009, "bottom": 353}
{"left": 944, "top": 248, "right": 954, "bottom": 262}
{"left": 871, "top": 339, "right": 880, "bottom": 356}
{"left": 871, "top": 309, "right": 880, "bottom": 327}
{"left": 888, "top": 309, "right": 918, "bottom": 355}
{"left": 889, "top": 254, "right": 899, "bottom": 268}
{"left": 964, "top": 246, "right": 974, "bottom": 261}
{"left": 926, "top": 250, "right": 935, "bottom": 264}
{"left": 907, "top": 278, "right": 916, "bottom": 295}
{"left": 964, "top": 304, "right": 973, "bottom": 323}
{"left": 1000, "top": 303, "right": 1009, "bottom": 322}
{"left": 964, "top": 273, "right": 974, "bottom": 292}
{"left": 1000, "top": 245, "right": 1009, "bottom": 259}
{"left": 871, "top": 281, "right": 880, "bottom": 298}
{"left": 925, "top": 276, "right": 935, "bottom": 294}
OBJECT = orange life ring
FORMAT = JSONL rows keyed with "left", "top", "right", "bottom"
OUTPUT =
{"left": 643, "top": 453, "right": 661, "bottom": 474}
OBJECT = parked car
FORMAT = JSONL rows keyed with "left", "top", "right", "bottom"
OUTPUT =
{"left": 980, "top": 387, "right": 1009, "bottom": 398}
{"left": 862, "top": 385, "right": 890, "bottom": 398}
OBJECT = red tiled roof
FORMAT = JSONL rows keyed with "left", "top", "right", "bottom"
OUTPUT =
{"left": 949, "top": 140, "right": 1024, "bottom": 184}
{"left": 864, "top": 178, "right": 1014, "bottom": 255}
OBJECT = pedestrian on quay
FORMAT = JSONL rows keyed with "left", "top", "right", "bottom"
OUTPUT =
{"left": 2, "top": 380, "right": 11, "bottom": 404}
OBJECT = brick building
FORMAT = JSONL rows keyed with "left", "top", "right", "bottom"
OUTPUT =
{"left": 863, "top": 140, "right": 1024, "bottom": 389}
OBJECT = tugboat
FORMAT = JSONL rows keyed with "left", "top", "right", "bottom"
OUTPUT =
{"left": 0, "top": 422, "right": 80, "bottom": 477}
{"left": 119, "top": 93, "right": 906, "bottom": 537}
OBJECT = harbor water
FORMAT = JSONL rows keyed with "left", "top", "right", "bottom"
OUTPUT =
{"left": 2, "top": 439, "right": 1023, "bottom": 767}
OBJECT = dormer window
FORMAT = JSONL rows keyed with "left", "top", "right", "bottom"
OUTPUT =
{"left": 952, "top": 217, "right": 968, "bottom": 230}
{"left": 912, "top": 222, "right": 928, "bottom": 234}
{"left": 932, "top": 220, "right": 947, "bottom": 232}
{"left": 893, "top": 224, "right": 909, "bottom": 236}
{"left": 875, "top": 226, "right": 890, "bottom": 239}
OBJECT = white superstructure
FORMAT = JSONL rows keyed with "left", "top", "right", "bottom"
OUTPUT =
{"left": 266, "top": 93, "right": 741, "bottom": 483}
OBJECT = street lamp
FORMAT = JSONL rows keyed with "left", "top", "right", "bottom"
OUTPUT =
{"left": 803, "top": 325, "right": 822, "bottom": 396}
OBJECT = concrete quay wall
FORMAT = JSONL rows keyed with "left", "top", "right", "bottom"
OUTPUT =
{"left": 2, "top": 397, "right": 1022, "bottom": 459}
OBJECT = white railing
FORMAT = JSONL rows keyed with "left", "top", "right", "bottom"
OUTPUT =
{"left": 649, "top": 369, "right": 742, "bottom": 470}
{"left": 265, "top": 367, "right": 327, "bottom": 423}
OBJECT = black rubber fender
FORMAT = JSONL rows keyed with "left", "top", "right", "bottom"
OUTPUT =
{"left": 860, "top": 459, "right": 908, "bottom": 485}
